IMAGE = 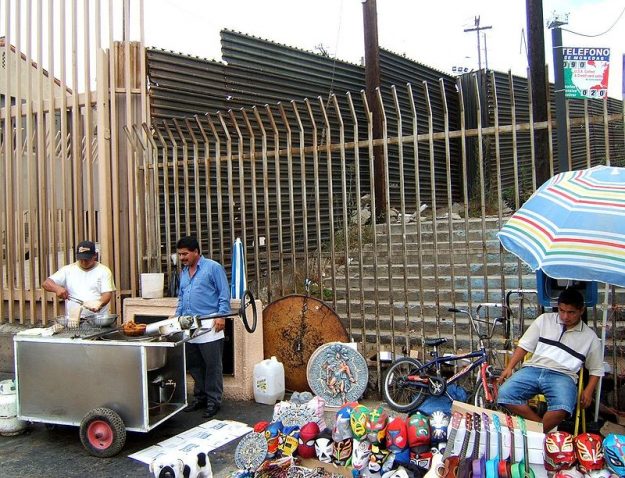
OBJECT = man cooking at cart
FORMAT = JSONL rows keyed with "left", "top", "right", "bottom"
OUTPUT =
{"left": 42, "top": 240, "right": 116, "bottom": 318}
{"left": 497, "top": 288, "right": 604, "bottom": 432}
{"left": 175, "top": 235, "right": 231, "bottom": 419}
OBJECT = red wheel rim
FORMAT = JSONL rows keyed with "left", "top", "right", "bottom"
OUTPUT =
{"left": 87, "top": 420, "right": 114, "bottom": 450}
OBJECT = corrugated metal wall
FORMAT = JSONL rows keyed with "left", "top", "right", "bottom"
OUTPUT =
{"left": 146, "top": 30, "right": 462, "bottom": 274}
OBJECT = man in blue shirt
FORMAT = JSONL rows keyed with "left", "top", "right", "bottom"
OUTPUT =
{"left": 175, "top": 236, "right": 231, "bottom": 418}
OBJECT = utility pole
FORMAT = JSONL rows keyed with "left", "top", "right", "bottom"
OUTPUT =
{"left": 362, "top": 0, "right": 386, "bottom": 218}
{"left": 526, "top": 0, "right": 550, "bottom": 185}
{"left": 548, "top": 13, "right": 570, "bottom": 173}
{"left": 464, "top": 16, "right": 492, "bottom": 72}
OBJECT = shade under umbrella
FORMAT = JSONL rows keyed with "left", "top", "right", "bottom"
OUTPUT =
{"left": 230, "top": 237, "right": 246, "bottom": 300}
{"left": 497, "top": 165, "right": 625, "bottom": 287}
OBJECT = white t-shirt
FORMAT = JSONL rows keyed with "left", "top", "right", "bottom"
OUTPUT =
{"left": 49, "top": 262, "right": 116, "bottom": 317}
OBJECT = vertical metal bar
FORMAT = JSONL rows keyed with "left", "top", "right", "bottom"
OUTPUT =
{"left": 545, "top": 65, "right": 555, "bottom": 177}
{"left": 252, "top": 106, "right": 272, "bottom": 302}
{"left": 264, "top": 106, "right": 284, "bottom": 295}
{"left": 184, "top": 118, "right": 202, "bottom": 244}
{"left": 83, "top": 0, "right": 95, "bottom": 240}
{"left": 122, "top": 126, "right": 144, "bottom": 276}
{"left": 290, "top": 102, "right": 309, "bottom": 286}
{"left": 603, "top": 96, "right": 610, "bottom": 166}
{"left": 172, "top": 119, "right": 190, "bottom": 236}
{"left": 194, "top": 116, "right": 214, "bottom": 258}
{"left": 346, "top": 92, "right": 367, "bottom": 356}
{"left": 390, "top": 86, "right": 409, "bottom": 353}
{"left": 131, "top": 124, "right": 151, "bottom": 272}
{"left": 317, "top": 98, "right": 336, "bottom": 308}
{"left": 455, "top": 79, "right": 474, "bottom": 348}
{"left": 583, "top": 100, "right": 592, "bottom": 168}
{"left": 228, "top": 109, "right": 248, "bottom": 262}
{"left": 361, "top": 90, "right": 382, "bottom": 385}
{"left": 241, "top": 110, "right": 261, "bottom": 293}
{"left": 217, "top": 112, "right": 235, "bottom": 249}
{"left": 36, "top": 0, "right": 47, "bottom": 322}
{"left": 407, "top": 83, "right": 426, "bottom": 356}
{"left": 71, "top": 0, "right": 83, "bottom": 243}
{"left": 526, "top": 68, "right": 537, "bottom": 193}
{"left": 163, "top": 121, "right": 181, "bottom": 244}
{"left": 2, "top": 0, "right": 13, "bottom": 321}
{"left": 143, "top": 123, "right": 162, "bottom": 272}
{"left": 422, "top": 81, "right": 440, "bottom": 337}
{"left": 331, "top": 95, "right": 352, "bottom": 337}
{"left": 303, "top": 99, "right": 322, "bottom": 301}
{"left": 277, "top": 103, "right": 296, "bottom": 288}
{"left": 438, "top": 79, "right": 457, "bottom": 351}
{"left": 14, "top": 0, "right": 25, "bottom": 321}
{"left": 155, "top": 125, "right": 173, "bottom": 280}
{"left": 205, "top": 115, "right": 225, "bottom": 266}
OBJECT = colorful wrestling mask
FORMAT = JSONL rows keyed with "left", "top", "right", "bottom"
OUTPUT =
{"left": 351, "top": 438, "right": 372, "bottom": 472}
{"left": 429, "top": 411, "right": 450, "bottom": 445}
{"left": 298, "top": 422, "right": 320, "bottom": 459}
{"left": 350, "top": 404, "right": 370, "bottom": 440}
{"left": 406, "top": 411, "right": 431, "bottom": 450}
{"left": 369, "top": 443, "right": 390, "bottom": 474}
{"left": 277, "top": 425, "right": 299, "bottom": 457}
{"left": 366, "top": 405, "right": 389, "bottom": 445}
{"left": 264, "top": 420, "right": 283, "bottom": 458}
{"left": 604, "top": 434, "right": 625, "bottom": 477}
{"left": 545, "top": 431, "right": 577, "bottom": 471}
{"left": 575, "top": 433, "right": 605, "bottom": 473}
{"left": 334, "top": 436, "right": 353, "bottom": 466}
{"left": 333, "top": 402, "right": 357, "bottom": 442}
{"left": 386, "top": 416, "right": 409, "bottom": 453}
{"left": 315, "top": 429, "right": 334, "bottom": 463}
{"left": 554, "top": 468, "right": 585, "bottom": 478}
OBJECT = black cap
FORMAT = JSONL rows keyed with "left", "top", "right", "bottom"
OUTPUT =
{"left": 76, "top": 241, "right": 97, "bottom": 260}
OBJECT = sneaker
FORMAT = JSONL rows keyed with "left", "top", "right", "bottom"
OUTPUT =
{"left": 184, "top": 400, "right": 206, "bottom": 412}
{"left": 202, "top": 404, "right": 220, "bottom": 419}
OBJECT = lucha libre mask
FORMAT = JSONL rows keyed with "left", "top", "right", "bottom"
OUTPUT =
{"left": 298, "top": 422, "right": 320, "bottom": 459}
{"left": 545, "top": 431, "right": 577, "bottom": 471}
{"left": 429, "top": 411, "right": 450, "bottom": 445}
{"left": 315, "top": 429, "right": 334, "bottom": 463}
{"left": 333, "top": 402, "right": 357, "bottom": 442}
{"left": 406, "top": 411, "right": 431, "bottom": 451}
{"left": 350, "top": 404, "right": 370, "bottom": 440}
{"left": 386, "top": 416, "right": 409, "bottom": 453}
{"left": 575, "top": 433, "right": 605, "bottom": 473}
{"left": 253, "top": 420, "right": 269, "bottom": 433}
{"left": 277, "top": 425, "right": 300, "bottom": 457}
{"left": 604, "top": 434, "right": 625, "bottom": 477}
{"left": 366, "top": 405, "right": 389, "bottom": 445}
{"left": 585, "top": 470, "right": 613, "bottom": 478}
{"left": 264, "top": 421, "right": 283, "bottom": 459}
{"left": 351, "top": 438, "right": 372, "bottom": 471}
{"left": 369, "top": 443, "right": 390, "bottom": 474}
{"left": 334, "top": 437, "right": 353, "bottom": 466}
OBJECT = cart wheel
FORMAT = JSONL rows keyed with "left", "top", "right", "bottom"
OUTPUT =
{"left": 79, "top": 407, "right": 126, "bottom": 457}
{"left": 239, "top": 289, "right": 257, "bottom": 334}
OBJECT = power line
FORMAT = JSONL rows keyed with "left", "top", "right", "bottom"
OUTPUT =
{"left": 463, "top": 15, "right": 492, "bottom": 71}
{"left": 562, "top": 5, "right": 625, "bottom": 37}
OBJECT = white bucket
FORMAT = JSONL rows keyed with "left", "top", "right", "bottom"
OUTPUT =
{"left": 140, "top": 273, "right": 165, "bottom": 299}
{"left": 253, "top": 356, "right": 285, "bottom": 405}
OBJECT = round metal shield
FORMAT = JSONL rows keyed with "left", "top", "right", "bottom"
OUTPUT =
{"left": 306, "top": 342, "right": 368, "bottom": 408}
{"left": 263, "top": 295, "right": 349, "bottom": 392}
{"left": 234, "top": 431, "right": 267, "bottom": 471}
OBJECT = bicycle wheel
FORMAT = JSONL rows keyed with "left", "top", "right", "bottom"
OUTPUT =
{"left": 474, "top": 378, "right": 506, "bottom": 412}
{"left": 383, "top": 358, "right": 428, "bottom": 412}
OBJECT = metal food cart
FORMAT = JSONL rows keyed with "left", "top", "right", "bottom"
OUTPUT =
{"left": 14, "top": 327, "right": 187, "bottom": 457}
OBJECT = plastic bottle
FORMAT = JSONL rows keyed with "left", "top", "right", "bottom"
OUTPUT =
{"left": 253, "top": 356, "right": 285, "bottom": 405}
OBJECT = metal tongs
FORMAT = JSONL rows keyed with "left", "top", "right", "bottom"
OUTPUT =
{"left": 67, "top": 296, "right": 84, "bottom": 306}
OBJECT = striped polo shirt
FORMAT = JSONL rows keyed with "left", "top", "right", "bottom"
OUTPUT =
{"left": 519, "top": 312, "right": 604, "bottom": 383}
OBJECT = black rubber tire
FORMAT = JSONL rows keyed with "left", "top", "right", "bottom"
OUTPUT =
{"left": 240, "top": 289, "right": 257, "bottom": 333}
{"left": 79, "top": 407, "right": 126, "bottom": 458}
{"left": 382, "top": 357, "right": 428, "bottom": 412}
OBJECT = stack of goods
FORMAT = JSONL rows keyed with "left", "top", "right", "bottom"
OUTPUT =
{"left": 231, "top": 396, "right": 453, "bottom": 477}
{"left": 544, "top": 431, "right": 625, "bottom": 478}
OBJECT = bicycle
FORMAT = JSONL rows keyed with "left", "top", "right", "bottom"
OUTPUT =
{"left": 382, "top": 305, "right": 506, "bottom": 412}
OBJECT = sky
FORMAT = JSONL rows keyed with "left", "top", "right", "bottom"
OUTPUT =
{"left": 141, "top": 0, "right": 625, "bottom": 99}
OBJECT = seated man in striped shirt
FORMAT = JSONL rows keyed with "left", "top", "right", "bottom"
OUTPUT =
{"left": 497, "top": 288, "right": 604, "bottom": 432}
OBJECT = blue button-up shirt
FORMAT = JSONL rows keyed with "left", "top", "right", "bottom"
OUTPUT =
{"left": 175, "top": 256, "right": 231, "bottom": 343}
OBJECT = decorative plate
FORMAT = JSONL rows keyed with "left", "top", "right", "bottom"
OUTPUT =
{"left": 306, "top": 342, "right": 368, "bottom": 407}
{"left": 234, "top": 432, "right": 267, "bottom": 471}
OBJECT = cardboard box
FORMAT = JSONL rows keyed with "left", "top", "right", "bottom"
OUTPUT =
{"left": 450, "top": 401, "right": 545, "bottom": 466}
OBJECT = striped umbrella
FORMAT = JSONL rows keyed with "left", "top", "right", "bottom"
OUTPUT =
{"left": 230, "top": 237, "right": 246, "bottom": 300}
{"left": 497, "top": 165, "right": 625, "bottom": 287}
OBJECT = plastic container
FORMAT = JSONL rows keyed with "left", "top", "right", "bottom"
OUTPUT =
{"left": 253, "top": 356, "right": 285, "bottom": 405}
{"left": 0, "top": 379, "right": 27, "bottom": 436}
{"left": 140, "top": 273, "right": 165, "bottom": 299}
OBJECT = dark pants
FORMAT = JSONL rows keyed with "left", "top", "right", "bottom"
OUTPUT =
{"left": 185, "top": 339, "right": 224, "bottom": 407}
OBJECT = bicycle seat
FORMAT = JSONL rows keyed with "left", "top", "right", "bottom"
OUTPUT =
{"left": 424, "top": 338, "right": 447, "bottom": 347}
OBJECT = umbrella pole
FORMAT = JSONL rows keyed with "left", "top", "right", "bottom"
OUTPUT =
{"left": 594, "top": 283, "right": 610, "bottom": 422}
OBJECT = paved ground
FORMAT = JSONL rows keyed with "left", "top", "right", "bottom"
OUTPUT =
{"left": 0, "top": 371, "right": 276, "bottom": 478}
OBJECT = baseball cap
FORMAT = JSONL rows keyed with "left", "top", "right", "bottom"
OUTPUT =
{"left": 76, "top": 241, "right": 97, "bottom": 260}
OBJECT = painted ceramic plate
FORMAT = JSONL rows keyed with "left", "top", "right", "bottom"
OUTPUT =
{"left": 306, "top": 342, "right": 368, "bottom": 407}
{"left": 234, "top": 431, "right": 267, "bottom": 470}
